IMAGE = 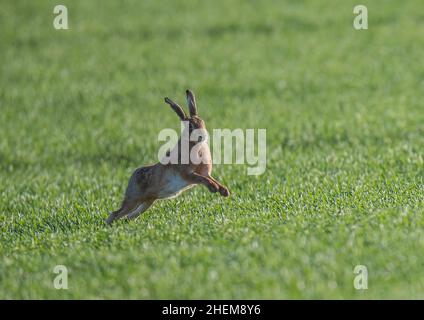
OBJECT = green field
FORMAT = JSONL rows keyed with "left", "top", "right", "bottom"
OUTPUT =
{"left": 1, "top": 0, "right": 423, "bottom": 299}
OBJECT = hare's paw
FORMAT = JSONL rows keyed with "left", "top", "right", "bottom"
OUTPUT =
{"left": 106, "top": 213, "right": 115, "bottom": 225}
{"left": 219, "top": 186, "right": 230, "bottom": 197}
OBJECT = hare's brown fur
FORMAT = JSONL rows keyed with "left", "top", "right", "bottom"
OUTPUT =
{"left": 107, "top": 90, "right": 229, "bottom": 224}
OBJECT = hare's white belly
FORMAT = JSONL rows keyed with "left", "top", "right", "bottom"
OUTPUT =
{"left": 158, "top": 172, "right": 193, "bottom": 199}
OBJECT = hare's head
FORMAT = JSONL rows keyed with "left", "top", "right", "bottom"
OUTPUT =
{"left": 164, "top": 90, "right": 206, "bottom": 140}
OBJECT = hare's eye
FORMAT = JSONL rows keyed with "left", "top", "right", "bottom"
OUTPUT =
{"left": 198, "top": 136, "right": 203, "bottom": 142}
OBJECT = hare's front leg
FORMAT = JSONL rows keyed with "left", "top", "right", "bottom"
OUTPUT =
{"left": 189, "top": 173, "right": 230, "bottom": 197}
{"left": 209, "top": 176, "right": 230, "bottom": 197}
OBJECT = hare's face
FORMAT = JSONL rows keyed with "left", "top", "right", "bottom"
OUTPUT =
{"left": 187, "top": 116, "right": 207, "bottom": 142}
{"left": 188, "top": 116, "right": 205, "bottom": 131}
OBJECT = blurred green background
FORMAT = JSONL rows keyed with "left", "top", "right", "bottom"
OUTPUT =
{"left": 0, "top": 0, "right": 423, "bottom": 298}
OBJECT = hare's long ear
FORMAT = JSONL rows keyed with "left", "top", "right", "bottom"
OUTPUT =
{"left": 186, "top": 89, "right": 198, "bottom": 116}
{"left": 164, "top": 97, "right": 187, "bottom": 120}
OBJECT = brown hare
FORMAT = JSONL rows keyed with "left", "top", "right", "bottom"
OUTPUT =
{"left": 106, "top": 90, "right": 230, "bottom": 224}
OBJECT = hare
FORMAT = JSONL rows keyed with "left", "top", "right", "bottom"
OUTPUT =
{"left": 106, "top": 89, "right": 230, "bottom": 224}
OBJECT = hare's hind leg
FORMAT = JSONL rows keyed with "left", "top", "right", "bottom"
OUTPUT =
{"left": 106, "top": 198, "right": 140, "bottom": 225}
{"left": 127, "top": 200, "right": 154, "bottom": 220}
{"left": 107, "top": 165, "right": 154, "bottom": 224}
